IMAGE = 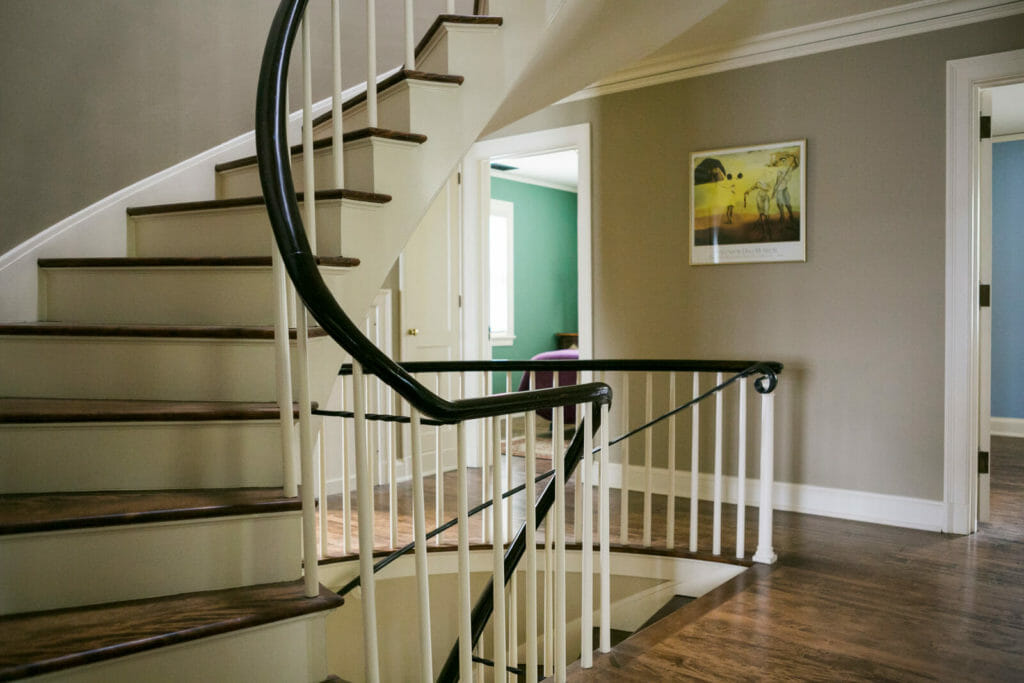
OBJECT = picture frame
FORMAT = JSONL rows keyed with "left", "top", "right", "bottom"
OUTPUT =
{"left": 690, "top": 140, "right": 806, "bottom": 265}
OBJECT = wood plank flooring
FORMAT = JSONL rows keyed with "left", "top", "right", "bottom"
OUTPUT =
{"left": 571, "top": 435, "right": 1024, "bottom": 681}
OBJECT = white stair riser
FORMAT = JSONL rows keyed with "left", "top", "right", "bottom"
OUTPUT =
{"left": 28, "top": 613, "right": 331, "bottom": 683}
{"left": 129, "top": 199, "right": 381, "bottom": 258}
{"left": 41, "top": 266, "right": 352, "bottom": 326}
{"left": 313, "top": 79, "right": 461, "bottom": 140}
{"left": 0, "top": 420, "right": 290, "bottom": 493}
{"left": 216, "top": 135, "right": 422, "bottom": 200}
{"left": 0, "top": 335, "right": 342, "bottom": 403}
{"left": 0, "top": 512, "right": 301, "bottom": 614}
{"left": 417, "top": 23, "right": 503, "bottom": 78}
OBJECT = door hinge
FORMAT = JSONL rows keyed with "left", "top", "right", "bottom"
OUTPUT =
{"left": 979, "top": 450, "right": 990, "bottom": 474}
{"left": 458, "top": 294, "right": 462, "bottom": 308}
{"left": 980, "top": 284, "right": 991, "bottom": 308}
{"left": 980, "top": 115, "right": 992, "bottom": 140}
{"left": 457, "top": 172, "right": 462, "bottom": 185}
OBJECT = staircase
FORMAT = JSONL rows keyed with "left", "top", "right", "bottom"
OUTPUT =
{"left": 0, "top": 1, "right": 725, "bottom": 680}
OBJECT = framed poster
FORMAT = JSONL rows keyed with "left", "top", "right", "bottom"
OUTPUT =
{"left": 690, "top": 140, "right": 806, "bottom": 265}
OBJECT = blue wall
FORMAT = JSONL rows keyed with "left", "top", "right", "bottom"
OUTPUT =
{"left": 490, "top": 177, "right": 578, "bottom": 393}
{"left": 992, "top": 139, "right": 1024, "bottom": 419}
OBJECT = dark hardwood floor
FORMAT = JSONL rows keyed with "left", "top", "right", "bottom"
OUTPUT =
{"left": 571, "top": 435, "right": 1024, "bottom": 681}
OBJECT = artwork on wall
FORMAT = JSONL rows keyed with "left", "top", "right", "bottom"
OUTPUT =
{"left": 690, "top": 140, "right": 806, "bottom": 265}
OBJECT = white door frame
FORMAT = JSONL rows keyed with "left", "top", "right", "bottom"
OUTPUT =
{"left": 944, "top": 48, "right": 1024, "bottom": 534}
{"left": 461, "top": 123, "right": 593, "bottom": 366}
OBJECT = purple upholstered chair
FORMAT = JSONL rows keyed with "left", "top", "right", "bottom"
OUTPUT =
{"left": 517, "top": 348, "right": 579, "bottom": 423}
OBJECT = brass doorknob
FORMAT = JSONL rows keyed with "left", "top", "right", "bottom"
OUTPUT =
{"left": 407, "top": 328, "right": 420, "bottom": 336}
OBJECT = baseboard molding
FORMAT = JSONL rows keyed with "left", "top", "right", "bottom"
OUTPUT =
{"left": 611, "top": 464, "right": 945, "bottom": 533}
{"left": 991, "top": 417, "right": 1024, "bottom": 438}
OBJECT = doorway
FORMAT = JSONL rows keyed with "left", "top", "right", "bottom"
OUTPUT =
{"left": 944, "top": 48, "right": 1024, "bottom": 534}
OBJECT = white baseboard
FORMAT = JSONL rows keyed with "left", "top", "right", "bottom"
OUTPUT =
{"left": 610, "top": 464, "right": 945, "bottom": 533}
{"left": 991, "top": 417, "right": 1024, "bottom": 438}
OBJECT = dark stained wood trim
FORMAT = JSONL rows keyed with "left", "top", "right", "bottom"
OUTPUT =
{"left": 127, "top": 189, "right": 391, "bottom": 217}
{"left": 415, "top": 15, "right": 503, "bottom": 58}
{"left": 0, "top": 398, "right": 303, "bottom": 424}
{"left": 38, "top": 255, "right": 359, "bottom": 268}
{"left": 0, "top": 322, "right": 329, "bottom": 340}
{"left": 0, "top": 488, "right": 299, "bottom": 535}
{"left": 310, "top": 70, "right": 465, "bottom": 129}
{"left": 0, "top": 580, "right": 342, "bottom": 681}
{"left": 215, "top": 127, "right": 427, "bottom": 173}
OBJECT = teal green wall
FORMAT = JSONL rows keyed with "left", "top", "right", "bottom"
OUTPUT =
{"left": 490, "top": 177, "right": 578, "bottom": 393}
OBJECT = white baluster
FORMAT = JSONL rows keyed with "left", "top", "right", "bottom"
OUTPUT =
{"left": 271, "top": 248, "right": 296, "bottom": 498}
{"left": 434, "top": 374, "right": 444, "bottom": 545}
{"left": 410, "top": 409, "right": 433, "bottom": 681}
{"left": 331, "top": 0, "right": 344, "bottom": 192}
{"left": 342, "top": 371, "right": 353, "bottom": 554}
{"left": 492, "top": 418, "right": 507, "bottom": 681}
{"left": 643, "top": 372, "right": 653, "bottom": 547}
{"left": 736, "top": 378, "right": 748, "bottom": 560}
{"left": 457, "top": 422, "right": 473, "bottom": 679}
{"left": 689, "top": 372, "right": 700, "bottom": 553}
{"left": 619, "top": 373, "right": 630, "bottom": 546}
{"left": 525, "top": 407, "right": 539, "bottom": 683}
{"left": 580, "top": 402, "right": 594, "bottom": 668}
{"left": 506, "top": 371, "right": 514, "bottom": 541}
{"left": 713, "top": 372, "right": 724, "bottom": 556}
{"left": 599, "top": 402, "right": 611, "bottom": 653}
{"left": 554, "top": 401, "right": 567, "bottom": 680}
{"left": 753, "top": 389, "right": 777, "bottom": 564}
{"left": 447, "top": 0, "right": 455, "bottom": 14}
{"left": 404, "top": 0, "right": 415, "bottom": 69}
{"left": 366, "top": 0, "right": 378, "bottom": 128}
{"left": 666, "top": 372, "right": 677, "bottom": 550}
{"left": 353, "top": 361, "right": 380, "bottom": 681}
{"left": 319, "top": 426, "right": 329, "bottom": 557}
{"left": 293, "top": 291, "right": 317, "bottom": 597}
{"left": 543, "top": 512, "right": 553, "bottom": 678}
{"left": 301, "top": 16, "right": 316, "bottom": 239}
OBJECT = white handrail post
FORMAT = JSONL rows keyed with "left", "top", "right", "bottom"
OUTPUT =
{"left": 331, "top": 0, "right": 345, "bottom": 191}
{"left": 456, "top": 422, "right": 473, "bottom": 679}
{"left": 666, "top": 373, "right": 677, "bottom": 550}
{"left": 580, "top": 402, "right": 594, "bottom": 668}
{"left": 271, "top": 249, "right": 296, "bottom": 498}
{"left": 434, "top": 374, "right": 444, "bottom": 545}
{"left": 619, "top": 373, "right": 629, "bottom": 546}
{"left": 753, "top": 389, "right": 778, "bottom": 564}
{"left": 491, "top": 418, "right": 507, "bottom": 680}
{"left": 341, "top": 370, "right": 353, "bottom": 555}
{"left": 713, "top": 372, "right": 724, "bottom": 556}
{"left": 554, "top": 408, "right": 567, "bottom": 681}
{"left": 353, "top": 361, "right": 381, "bottom": 681}
{"left": 598, "top": 402, "right": 611, "bottom": 653}
{"left": 319, "top": 427, "right": 329, "bottom": 557}
{"left": 689, "top": 373, "right": 700, "bottom": 553}
{"left": 736, "top": 378, "right": 748, "bottom": 559}
{"left": 366, "top": 0, "right": 378, "bottom": 128}
{"left": 404, "top": 0, "right": 415, "bottom": 69}
{"left": 525, "top": 407, "right": 539, "bottom": 683}
{"left": 410, "top": 408, "right": 434, "bottom": 681}
{"left": 642, "top": 372, "right": 653, "bottom": 547}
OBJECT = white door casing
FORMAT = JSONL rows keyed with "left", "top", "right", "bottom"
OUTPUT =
{"left": 944, "top": 48, "right": 1024, "bottom": 534}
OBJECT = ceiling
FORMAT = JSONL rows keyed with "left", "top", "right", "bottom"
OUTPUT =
{"left": 490, "top": 149, "right": 579, "bottom": 191}
{"left": 991, "top": 82, "right": 1024, "bottom": 137}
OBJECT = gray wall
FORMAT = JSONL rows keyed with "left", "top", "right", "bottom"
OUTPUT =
{"left": 489, "top": 15, "right": 1024, "bottom": 501}
{"left": 0, "top": 0, "right": 471, "bottom": 255}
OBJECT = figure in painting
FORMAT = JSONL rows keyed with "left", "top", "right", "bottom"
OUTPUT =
{"left": 744, "top": 173, "right": 774, "bottom": 239}
{"left": 769, "top": 151, "right": 799, "bottom": 228}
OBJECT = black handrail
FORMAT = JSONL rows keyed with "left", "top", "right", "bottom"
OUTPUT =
{"left": 340, "top": 358, "right": 783, "bottom": 377}
{"left": 255, "top": 0, "right": 611, "bottom": 424}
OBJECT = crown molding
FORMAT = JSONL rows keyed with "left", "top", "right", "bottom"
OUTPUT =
{"left": 559, "top": 0, "right": 1024, "bottom": 104}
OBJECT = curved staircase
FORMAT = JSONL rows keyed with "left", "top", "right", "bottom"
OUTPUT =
{"left": 0, "top": 1, "right": 725, "bottom": 680}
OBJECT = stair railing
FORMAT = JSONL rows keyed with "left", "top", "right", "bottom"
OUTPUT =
{"left": 316, "top": 358, "right": 780, "bottom": 680}
{"left": 256, "top": 2, "right": 612, "bottom": 681}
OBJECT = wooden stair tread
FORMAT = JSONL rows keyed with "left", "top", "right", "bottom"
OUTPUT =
{"left": 0, "top": 488, "right": 299, "bottom": 535}
{"left": 0, "top": 580, "right": 342, "bottom": 681}
{"left": 310, "top": 69, "right": 465, "bottom": 128}
{"left": 0, "top": 321, "right": 329, "bottom": 339}
{"left": 215, "top": 127, "right": 428, "bottom": 173}
{"left": 0, "top": 398, "right": 299, "bottom": 424}
{"left": 127, "top": 189, "right": 391, "bottom": 217}
{"left": 415, "top": 14, "right": 503, "bottom": 57}
{"left": 38, "top": 255, "right": 359, "bottom": 268}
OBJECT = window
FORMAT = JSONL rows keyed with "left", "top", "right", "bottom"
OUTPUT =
{"left": 489, "top": 199, "right": 515, "bottom": 346}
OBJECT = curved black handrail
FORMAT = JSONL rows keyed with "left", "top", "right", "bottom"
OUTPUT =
{"left": 255, "top": 0, "right": 611, "bottom": 424}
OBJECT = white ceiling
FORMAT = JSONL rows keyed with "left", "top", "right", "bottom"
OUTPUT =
{"left": 490, "top": 149, "right": 579, "bottom": 191}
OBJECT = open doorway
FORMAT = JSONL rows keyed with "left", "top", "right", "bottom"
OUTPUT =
{"left": 461, "top": 124, "right": 593, "bottom": 382}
